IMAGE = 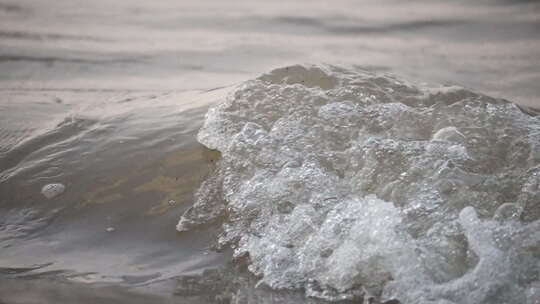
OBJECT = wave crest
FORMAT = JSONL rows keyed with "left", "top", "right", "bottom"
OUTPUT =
{"left": 178, "top": 64, "right": 540, "bottom": 303}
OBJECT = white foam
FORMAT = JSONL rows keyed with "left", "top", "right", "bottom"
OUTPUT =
{"left": 178, "top": 64, "right": 540, "bottom": 303}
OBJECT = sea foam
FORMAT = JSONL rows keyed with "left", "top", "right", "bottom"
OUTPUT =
{"left": 177, "top": 65, "right": 540, "bottom": 303}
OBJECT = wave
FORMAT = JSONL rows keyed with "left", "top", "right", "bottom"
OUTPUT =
{"left": 0, "top": 117, "right": 98, "bottom": 183}
{"left": 177, "top": 64, "right": 540, "bottom": 303}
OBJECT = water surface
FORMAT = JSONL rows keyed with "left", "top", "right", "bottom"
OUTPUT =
{"left": 1, "top": 0, "right": 539, "bottom": 302}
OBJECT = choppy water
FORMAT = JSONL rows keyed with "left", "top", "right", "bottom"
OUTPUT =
{"left": 0, "top": 0, "right": 539, "bottom": 303}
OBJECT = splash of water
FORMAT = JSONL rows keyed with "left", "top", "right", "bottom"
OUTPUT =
{"left": 177, "top": 65, "right": 540, "bottom": 303}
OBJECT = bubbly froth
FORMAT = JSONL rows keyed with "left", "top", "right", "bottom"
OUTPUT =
{"left": 178, "top": 64, "right": 540, "bottom": 303}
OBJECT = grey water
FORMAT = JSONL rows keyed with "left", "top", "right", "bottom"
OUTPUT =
{"left": 0, "top": 0, "right": 539, "bottom": 303}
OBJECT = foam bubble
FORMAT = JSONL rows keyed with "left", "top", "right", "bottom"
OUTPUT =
{"left": 41, "top": 183, "right": 65, "bottom": 199}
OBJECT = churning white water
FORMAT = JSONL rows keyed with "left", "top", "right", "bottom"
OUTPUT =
{"left": 177, "top": 65, "right": 540, "bottom": 304}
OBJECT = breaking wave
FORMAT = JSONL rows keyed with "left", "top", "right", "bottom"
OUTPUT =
{"left": 177, "top": 64, "right": 540, "bottom": 303}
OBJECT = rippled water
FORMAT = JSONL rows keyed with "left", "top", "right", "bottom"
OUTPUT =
{"left": 0, "top": 0, "right": 539, "bottom": 303}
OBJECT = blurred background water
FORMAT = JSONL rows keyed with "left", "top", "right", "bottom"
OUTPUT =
{"left": 1, "top": 0, "right": 539, "bottom": 104}
{"left": 0, "top": 0, "right": 539, "bottom": 302}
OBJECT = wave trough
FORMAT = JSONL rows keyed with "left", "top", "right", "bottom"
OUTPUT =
{"left": 177, "top": 65, "right": 540, "bottom": 303}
